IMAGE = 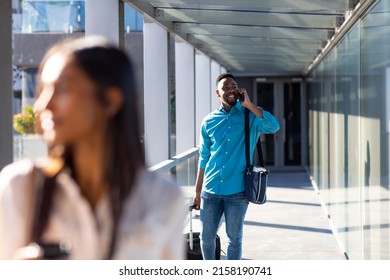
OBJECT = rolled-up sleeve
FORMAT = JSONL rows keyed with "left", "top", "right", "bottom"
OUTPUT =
{"left": 198, "top": 124, "right": 211, "bottom": 169}
{"left": 256, "top": 110, "right": 280, "bottom": 134}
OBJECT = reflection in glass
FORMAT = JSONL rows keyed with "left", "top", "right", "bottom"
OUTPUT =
{"left": 22, "top": 1, "right": 85, "bottom": 33}
{"left": 124, "top": 4, "right": 143, "bottom": 33}
{"left": 361, "top": 0, "right": 390, "bottom": 260}
{"left": 307, "top": 0, "right": 390, "bottom": 259}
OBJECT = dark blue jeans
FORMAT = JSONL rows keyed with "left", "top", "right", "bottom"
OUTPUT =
{"left": 200, "top": 191, "right": 249, "bottom": 260}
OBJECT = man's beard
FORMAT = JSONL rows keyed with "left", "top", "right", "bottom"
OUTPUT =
{"left": 224, "top": 93, "right": 238, "bottom": 107}
{"left": 227, "top": 99, "right": 237, "bottom": 106}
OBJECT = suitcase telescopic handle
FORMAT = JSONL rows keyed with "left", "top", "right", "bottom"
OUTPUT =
{"left": 188, "top": 205, "right": 197, "bottom": 250}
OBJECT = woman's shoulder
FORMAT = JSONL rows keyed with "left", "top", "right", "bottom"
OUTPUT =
{"left": 0, "top": 158, "right": 53, "bottom": 197}
{"left": 0, "top": 159, "right": 35, "bottom": 190}
{"left": 0, "top": 159, "right": 41, "bottom": 214}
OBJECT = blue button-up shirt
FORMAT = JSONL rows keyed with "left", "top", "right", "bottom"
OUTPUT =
{"left": 199, "top": 102, "right": 280, "bottom": 195}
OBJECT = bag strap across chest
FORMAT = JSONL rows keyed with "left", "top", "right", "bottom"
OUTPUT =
{"left": 244, "top": 108, "right": 264, "bottom": 168}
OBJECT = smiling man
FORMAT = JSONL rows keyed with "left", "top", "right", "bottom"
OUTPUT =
{"left": 193, "top": 73, "right": 280, "bottom": 260}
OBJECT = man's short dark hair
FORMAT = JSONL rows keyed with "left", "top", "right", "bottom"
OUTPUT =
{"left": 216, "top": 73, "right": 236, "bottom": 86}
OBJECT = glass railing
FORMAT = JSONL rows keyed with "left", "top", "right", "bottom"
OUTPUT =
{"left": 149, "top": 147, "right": 199, "bottom": 207}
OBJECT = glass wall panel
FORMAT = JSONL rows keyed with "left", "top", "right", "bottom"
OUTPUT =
{"left": 333, "top": 24, "right": 362, "bottom": 260}
{"left": 123, "top": 3, "right": 145, "bottom": 156}
{"left": 168, "top": 34, "right": 176, "bottom": 157}
{"left": 308, "top": 0, "right": 390, "bottom": 259}
{"left": 22, "top": 1, "right": 85, "bottom": 33}
{"left": 124, "top": 4, "right": 143, "bottom": 33}
{"left": 307, "top": 69, "right": 322, "bottom": 189}
{"left": 318, "top": 52, "right": 333, "bottom": 226}
{"left": 361, "top": 0, "right": 390, "bottom": 260}
{"left": 12, "top": 1, "right": 23, "bottom": 163}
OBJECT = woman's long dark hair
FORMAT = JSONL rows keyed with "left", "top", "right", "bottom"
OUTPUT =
{"left": 35, "top": 37, "right": 145, "bottom": 259}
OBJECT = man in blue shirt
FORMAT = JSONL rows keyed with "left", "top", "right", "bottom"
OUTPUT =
{"left": 193, "top": 73, "right": 280, "bottom": 260}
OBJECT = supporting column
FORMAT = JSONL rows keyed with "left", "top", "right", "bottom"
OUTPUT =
{"left": 195, "top": 51, "right": 211, "bottom": 146}
{"left": 210, "top": 60, "right": 221, "bottom": 110}
{"left": 85, "top": 0, "right": 123, "bottom": 46}
{"left": 175, "top": 39, "right": 195, "bottom": 153}
{"left": 143, "top": 20, "right": 169, "bottom": 166}
{"left": 301, "top": 80, "right": 308, "bottom": 167}
{"left": 0, "top": 0, "right": 13, "bottom": 169}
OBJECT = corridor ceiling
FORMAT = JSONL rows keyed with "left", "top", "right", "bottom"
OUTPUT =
{"left": 127, "top": 0, "right": 354, "bottom": 76}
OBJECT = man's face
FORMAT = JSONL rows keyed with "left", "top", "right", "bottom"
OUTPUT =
{"left": 217, "top": 77, "right": 238, "bottom": 108}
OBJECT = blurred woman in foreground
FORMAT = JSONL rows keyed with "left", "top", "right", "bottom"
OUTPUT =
{"left": 0, "top": 36, "right": 185, "bottom": 259}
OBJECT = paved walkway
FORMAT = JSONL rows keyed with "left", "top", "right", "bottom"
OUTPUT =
{"left": 182, "top": 172, "right": 346, "bottom": 260}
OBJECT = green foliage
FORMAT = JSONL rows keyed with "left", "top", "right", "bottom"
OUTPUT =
{"left": 13, "top": 106, "right": 37, "bottom": 135}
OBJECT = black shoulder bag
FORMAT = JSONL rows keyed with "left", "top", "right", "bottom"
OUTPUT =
{"left": 244, "top": 108, "right": 269, "bottom": 204}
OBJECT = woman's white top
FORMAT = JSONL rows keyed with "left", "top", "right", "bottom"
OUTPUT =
{"left": 0, "top": 159, "right": 186, "bottom": 259}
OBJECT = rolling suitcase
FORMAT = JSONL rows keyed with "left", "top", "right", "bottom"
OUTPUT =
{"left": 185, "top": 205, "right": 221, "bottom": 260}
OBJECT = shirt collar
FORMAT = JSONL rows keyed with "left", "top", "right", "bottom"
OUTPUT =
{"left": 218, "top": 101, "right": 243, "bottom": 113}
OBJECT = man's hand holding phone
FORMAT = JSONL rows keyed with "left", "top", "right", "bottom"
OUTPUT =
{"left": 237, "top": 88, "right": 264, "bottom": 118}
{"left": 237, "top": 88, "right": 250, "bottom": 105}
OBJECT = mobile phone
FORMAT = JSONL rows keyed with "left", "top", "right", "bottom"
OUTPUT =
{"left": 39, "top": 242, "right": 70, "bottom": 260}
{"left": 238, "top": 90, "right": 244, "bottom": 101}
{"left": 29, "top": 241, "right": 71, "bottom": 260}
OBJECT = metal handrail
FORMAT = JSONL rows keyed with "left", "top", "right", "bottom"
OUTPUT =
{"left": 148, "top": 147, "right": 199, "bottom": 173}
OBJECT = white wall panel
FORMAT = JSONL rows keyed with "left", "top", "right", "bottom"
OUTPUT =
{"left": 144, "top": 22, "right": 169, "bottom": 166}
{"left": 85, "top": 0, "right": 120, "bottom": 44}
{"left": 175, "top": 40, "right": 195, "bottom": 154}
{"left": 195, "top": 52, "right": 211, "bottom": 146}
{"left": 210, "top": 60, "right": 221, "bottom": 111}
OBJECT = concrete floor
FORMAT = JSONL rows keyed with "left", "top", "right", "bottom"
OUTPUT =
{"left": 183, "top": 172, "right": 346, "bottom": 260}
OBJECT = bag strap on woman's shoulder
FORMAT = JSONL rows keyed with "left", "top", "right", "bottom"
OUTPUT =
{"left": 30, "top": 163, "right": 59, "bottom": 244}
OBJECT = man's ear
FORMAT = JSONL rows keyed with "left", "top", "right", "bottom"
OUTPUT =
{"left": 105, "top": 87, "right": 124, "bottom": 117}
{"left": 215, "top": 89, "right": 220, "bottom": 97}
